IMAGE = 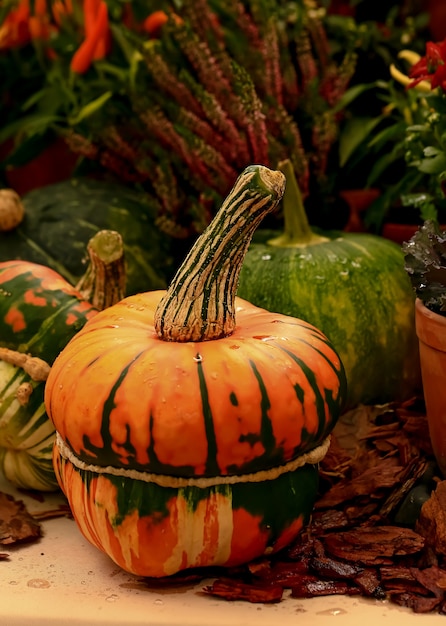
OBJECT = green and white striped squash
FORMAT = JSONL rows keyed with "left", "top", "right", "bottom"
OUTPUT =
{"left": 237, "top": 161, "right": 421, "bottom": 409}
{"left": 45, "top": 165, "right": 346, "bottom": 577}
{"left": 0, "top": 361, "right": 55, "bottom": 491}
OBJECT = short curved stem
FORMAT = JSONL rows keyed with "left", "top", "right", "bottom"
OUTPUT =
{"left": 76, "top": 229, "right": 126, "bottom": 310}
{"left": 268, "top": 159, "right": 328, "bottom": 248}
{"left": 0, "top": 347, "right": 50, "bottom": 382}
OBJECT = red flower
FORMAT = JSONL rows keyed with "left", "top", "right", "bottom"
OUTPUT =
{"left": 409, "top": 39, "right": 446, "bottom": 92}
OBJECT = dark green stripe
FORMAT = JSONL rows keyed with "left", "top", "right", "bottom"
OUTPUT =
{"left": 274, "top": 341, "right": 343, "bottom": 443}
{"left": 81, "top": 355, "right": 143, "bottom": 465}
{"left": 249, "top": 359, "right": 276, "bottom": 455}
{"left": 196, "top": 355, "right": 220, "bottom": 475}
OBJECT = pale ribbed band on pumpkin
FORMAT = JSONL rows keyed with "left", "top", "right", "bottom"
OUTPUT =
{"left": 55, "top": 432, "right": 330, "bottom": 489}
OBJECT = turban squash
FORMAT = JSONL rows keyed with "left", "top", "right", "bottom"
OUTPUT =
{"left": 45, "top": 165, "right": 347, "bottom": 577}
{"left": 0, "top": 231, "right": 125, "bottom": 491}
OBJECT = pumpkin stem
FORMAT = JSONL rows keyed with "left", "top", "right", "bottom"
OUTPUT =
{"left": 76, "top": 230, "right": 126, "bottom": 310}
{"left": 0, "top": 347, "right": 50, "bottom": 382}
{"left": 0, "top": 189, "right": 25, "bottom": 232}
{"left": 268, "top": 159, "right": 329, "bottom": 248}
{"left": 154, "top": 165, "right": 286, "bottom": 342}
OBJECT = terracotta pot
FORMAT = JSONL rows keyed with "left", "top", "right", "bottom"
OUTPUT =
{"left": 382, "top": 221, "right": 446, "bottom": 246}
{"left": 427, "top": 0, "right": 446, "bottom": 41}
{"left": 381, "top": 222, "right": 420, "bottom": 245}
{"left": 340, "top": 188, "right": 380, "bottom": 233}
{"left": 415, "top": 298, "right": 446, "bottom": 476}
{"left": 0, "top": 137, "right": 77, "bottom": 196}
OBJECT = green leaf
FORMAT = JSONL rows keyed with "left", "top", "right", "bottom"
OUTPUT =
{"left": 0, "top": 113, "right": 64, "bottom": 145}
{"left": 332, "top": 81, "right": 382, "bottom": 114}
{"left": 366, "top": 150, "right": 399, "bottom": 187}
{"left": 339, "top": 116, "right": 384, "bottom": 167}
{"left": 367, "top": 120, "right": 407, "bottom": 151}
{"left": 424, "top": 146, "right": 443, "bottom": 157}
{"left": 400, "top": 192, "right": 434, "bottom": 208}
{"left": 364, "top": 170, "right": 423, "bottom": 230}
{"left": 421, "top": 202, "right": 439, "bottom": 222}
{"left": 67, "top": 91, "right": 113, "bottom": 125}
{"left": 417, "top": 153, "right": 446, "bottom": 175}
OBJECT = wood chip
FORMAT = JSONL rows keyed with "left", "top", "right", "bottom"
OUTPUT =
{"left": 323, "top": 526, "right": 425, "bottom": 565}
{"left": 201, "top": 398, "right": 446, "bottom": 614}
{"left": 203, "top": 578, "right": 283, "bottom": 603}
{"left": 0, "top": 492, "right": 42, "bottom": 544}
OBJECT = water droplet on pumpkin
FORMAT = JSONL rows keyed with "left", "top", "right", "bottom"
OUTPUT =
{"left": 211, "top": 372, "right": 218, "bottom": 379}
{"left": 154, "top": 598, "right": 164, "bottom": 606}
{"left": 253, "top": 335, "right": 274, "bottom": 341}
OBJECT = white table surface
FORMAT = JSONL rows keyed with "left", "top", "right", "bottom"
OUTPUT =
{"left": 0, "top": 473, "right": 444, "bottom": 626}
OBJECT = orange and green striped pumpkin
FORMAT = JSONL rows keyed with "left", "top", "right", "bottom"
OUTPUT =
{"left": 45, "top": 165, "right": 347, "bottom": 577}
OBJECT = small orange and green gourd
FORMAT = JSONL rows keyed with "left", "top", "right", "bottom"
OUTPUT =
{"left": 45, "top": 165, "right": 347, "bottom": 577}
{"left": 0, "top": 230, "right": 125, "bottom": 491}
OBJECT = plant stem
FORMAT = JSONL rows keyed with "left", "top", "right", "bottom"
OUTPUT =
{"left": 0, "top": 347, "right": 50, "bottom": 381}
{"left": 268, "top": 159, "right": 328, "bottom": 248}
{"left": 76, "top": 229, "right": 126, "bottom": 310}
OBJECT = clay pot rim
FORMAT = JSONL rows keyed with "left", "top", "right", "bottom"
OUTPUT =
{"left": 415, "top": 298, "right": 446, "bottom": 351}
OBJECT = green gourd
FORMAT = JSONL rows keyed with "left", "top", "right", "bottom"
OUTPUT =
{"left": 237, "top": 160, "right": 421, "bottom": 409}
{"left": 0, "top": 178, "right": 173, "bottom": 295}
